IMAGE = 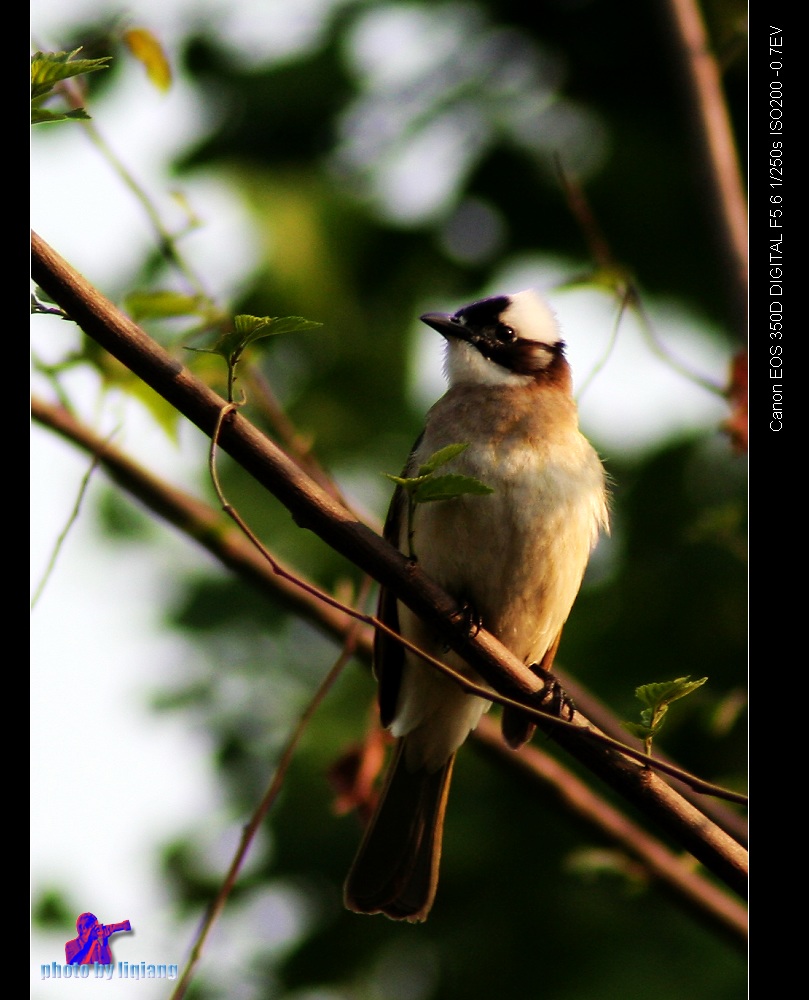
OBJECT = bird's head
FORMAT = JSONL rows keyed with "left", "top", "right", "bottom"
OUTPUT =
{"left": 420, "top": 289, "right": 568, "bottom": 388}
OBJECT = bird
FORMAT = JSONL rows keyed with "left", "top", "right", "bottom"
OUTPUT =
{"left": 343, "top": 289, "right": 610, "bottom": 921}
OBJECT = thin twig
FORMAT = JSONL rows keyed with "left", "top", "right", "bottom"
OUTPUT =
{"left": 630, "top": 288, "right": 726, "bottom": 395}
{"left": 556, "top": 163, "right": 727, "bottom": 398}
{"left": 57, "top": 76, "right": 215, "bottom": 305}
{"left": 575, "top": 286, "right": 631, "bottom": 403}
{"left": 170, "top": 401, "right": 375, "bottom": 997}
{"left": 170, "top": 638, "right": 359, "bottom": 1000}
{"left": 30, "top": 448, "right": 101, "bottom": 609}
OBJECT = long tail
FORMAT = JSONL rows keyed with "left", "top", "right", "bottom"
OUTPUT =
{"left": 344, "top": 740, "right": 455, "bottom": 922}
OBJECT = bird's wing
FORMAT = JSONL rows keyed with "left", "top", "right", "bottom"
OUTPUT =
{"left": 375, "top": 434, "right": 423, "bottom": 727}
{"left": 375, "top": 481, "right": 406, "bottom": 727}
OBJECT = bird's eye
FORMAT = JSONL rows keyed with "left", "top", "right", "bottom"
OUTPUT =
{"left": 496, "top": 324, "right": 516, "bottom": 342}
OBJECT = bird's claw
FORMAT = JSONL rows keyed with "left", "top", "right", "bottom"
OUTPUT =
{"left": 528, "top": 663, "right": 575, "bottom": 720}
{"left": 443, "top": 601, "right": 482, "bottom": 652}
{"left": 459, "top": 601, "right": 482, "bottom": 637}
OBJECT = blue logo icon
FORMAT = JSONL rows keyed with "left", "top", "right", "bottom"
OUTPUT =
{"left": 65, "top": 913, "right": 132, "bottom": 966}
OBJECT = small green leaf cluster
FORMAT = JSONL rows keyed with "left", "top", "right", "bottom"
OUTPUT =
{"left": 31, "top": 49, "right": 111, "bottom": 124}
{"left": 623, "top": 676, "right": 708, "bottom": 754}
{"left": 188, "top": 314, "right": 323, "bottom": 402}
{"left": 386, "top": 443, "right": 494, "bottom": 505}
{"left": 386, "top": 444, "right": 494, "bottom": 559}
{"left": 192, "top": 312, "right": 322, "bottom": 366}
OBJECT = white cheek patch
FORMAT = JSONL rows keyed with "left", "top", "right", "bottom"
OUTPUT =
{"left": 444, "top": 340, "right": 533, "bottom": 387}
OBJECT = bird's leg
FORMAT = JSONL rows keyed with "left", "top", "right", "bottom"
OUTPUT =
{"left": 458, "top": 600, "right": 483, "bottom": 638}
{"left": 500, "top": 631, "right": 574, "bottom": 748}
{"left": 443, "top": 600, "right": 482, "bottom": 652}
{"left": 527, "top": 661, "right": 576, "bottom": 721}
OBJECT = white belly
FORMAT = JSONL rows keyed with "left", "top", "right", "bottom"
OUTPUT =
{"left": 391, "top": 421, "right": 607, "bottom": 771}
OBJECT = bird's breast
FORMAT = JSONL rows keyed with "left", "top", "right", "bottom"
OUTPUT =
{"left": 406, "top": 385, "right": 606, "bottom": 663}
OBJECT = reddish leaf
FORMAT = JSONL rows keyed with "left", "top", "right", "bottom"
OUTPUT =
{"left": 723, "top": 349, "right": 747, "bottom": 454}
{"left": 327, "top": 719, "right": 390, "bottom": 825}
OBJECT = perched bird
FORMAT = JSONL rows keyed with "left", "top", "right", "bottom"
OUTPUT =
{"left": 344, "top": 289, "right": 609, "bottom": 921}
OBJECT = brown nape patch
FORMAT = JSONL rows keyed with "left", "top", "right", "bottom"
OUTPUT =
{"left": 483, "top": 337, "right": 569, "bottom": 381}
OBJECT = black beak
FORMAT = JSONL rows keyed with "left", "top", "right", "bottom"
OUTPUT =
{"left": 419, "top": 312, "right": 465, "bottom": 340}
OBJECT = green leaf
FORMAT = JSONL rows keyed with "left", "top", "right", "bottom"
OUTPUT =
{"left": 233, "top": 314, "right": 273, "bottom": 338}
{"left": 637, "top": 705, "right": 663, "bottom": 728}
{"left": 189, "top": 314, "right": 322, "bottom": 365}
{"left": 31, "top": 49, "right": 111, "bottom": 101}
{"left": 31, "top": 107, "right": 92, "bottom": 124}
{"left": 183, "top": 313, "right": 323, "bottom": 403}
{"left": 125, "top": 290, "right": 206, "bottom": 321}
{"left": 412, "top": 474, "right": 494, "bottom": 503}
{"left": 622, "top": 721, "right": 654, "bottom": 741}
{"left": 384, "top": 444, "right": 493, "bottom": 504}
{"left": 228, "top": 315, "right": 322, "bottom": 357}
{"left": 635, "top": 676, "right": 708, "bottom": 709}
{"left": 623, "top": 675, "right": 708, "bottom": 754}
{"left": 383, "top": 443, "right": 493, "bottom": 560}
{"left": 384, "top": 473, "right": 430, "bottom": 489}
{"left": 235, "top": 314, "right": 322, "bottom": 345}
{"left": 621, "top": 708, "right": 668, "bottom": 740}
{"left": 417, "top": 443, "right": 470, "bottom": 475}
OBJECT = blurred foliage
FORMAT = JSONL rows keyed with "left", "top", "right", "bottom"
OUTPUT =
{"left": 32, "top": 887, "right": 78, "bottom": 931}
{"left": 32, "top": 1, "right": 747, "bottom": 998}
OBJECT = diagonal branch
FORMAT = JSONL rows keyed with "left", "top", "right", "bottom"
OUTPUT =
{"left": 31, "top": 230, "right": 748, "bottom": 901}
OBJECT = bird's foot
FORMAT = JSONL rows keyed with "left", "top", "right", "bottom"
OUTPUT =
{"left": 528, "top": 663, "right": 576, "bottom": 720}
{"left": 459, "top": 601, "right": 482, "bottom": 638}
{"left": 444, "top": 601, "right": 482, "bottom": 650}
